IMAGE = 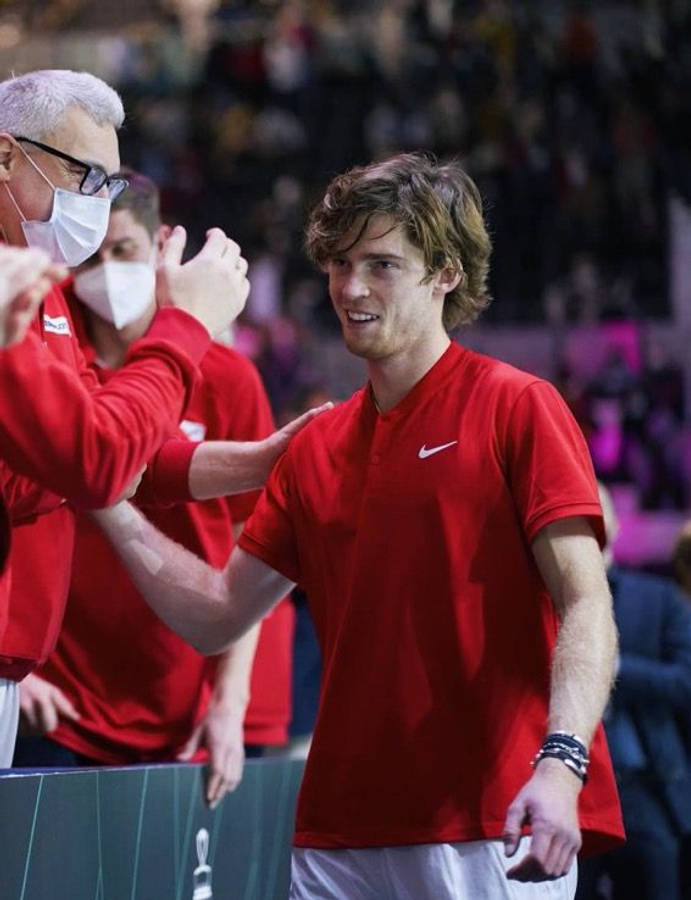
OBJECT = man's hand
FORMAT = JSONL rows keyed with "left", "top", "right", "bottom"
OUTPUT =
{"left": 0, "top": 246, "right": 67, "bottom": 347}
{"left": 156, "top": 225, "right": 249, "bottom": 337}
{"left": 262, "top": 400, "right": 333, "bottom": 468}
{"left": 255, "top": 403, "right": 335, "bottom": 481}
{"left": 502, "top": 758, "right": 582, "bottom": 882}
{"left": 176, "top": 702, "right": 246, "bottom": 809}
{"left": 188, "top": 401, "right": 333, "bottom": 500}
{"left": 18, "top": 673, "right": 80, "bottom": 736}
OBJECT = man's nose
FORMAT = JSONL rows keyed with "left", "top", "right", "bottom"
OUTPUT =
{"left": 341, "top": 270, "right": 369, "bottom": 300}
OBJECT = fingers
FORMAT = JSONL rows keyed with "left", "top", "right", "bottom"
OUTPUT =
{"left": 18, "top": 679, "right": 79, "bottom": 735}
{"left": 36, "top": 695, "right": 59, "bottom": 733}
{"left": 206, "top": 743, "right": 244, "bottom": 810}
{"left": 197, "top": 228, "right": 239, "bottom": 263}
{"left": 502, "top": 798, "right": 526, "bottom": 858}
{"left": 280, "top": 403, "right": 335, "bottom": 439}
{"left": 175, "top": 724, "right": 202, "bottom": 762}
{"left": 52, "top": 688, "right": 80, "bottom": 723}
{"left": 506, "top": 828, "right": 580, "bottom": 881}
{"left": 159, "top": 225, "right": 187, "bottom": 270}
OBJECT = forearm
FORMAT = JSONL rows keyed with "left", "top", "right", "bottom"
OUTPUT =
{"left": 188, "top": 441, "right": 273, "bottom": 500}
{"left": 210, "top": 624, "right": 261, "bottom": 717}
{"left": 533, "top": 518, "right": 618, "bottom": 748}
{"left": 93, "top": 502, "right": 292, "bottom": 655}
{"left": 93, "top": 501, "right": 241, "bottom": 653}
{"left": 548, "top": 589, "right": 617, "bottom": 745}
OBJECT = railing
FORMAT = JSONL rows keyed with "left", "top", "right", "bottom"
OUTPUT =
{"left": 0, "top": 757, "right": 303, "bottom": 900}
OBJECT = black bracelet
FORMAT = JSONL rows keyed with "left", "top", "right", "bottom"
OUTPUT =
{"left": 532, "top": 747, "right": 588, "bottom": 783}
{"left": 532, "top": 732, "right": 590, "bottom": 784}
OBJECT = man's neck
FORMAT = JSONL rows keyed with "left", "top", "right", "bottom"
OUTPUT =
{"left": 368, "top": 332, "right": 451, "bottom": 413}
{"left": 84, "top": 303, "right": 156, "bottom": 369}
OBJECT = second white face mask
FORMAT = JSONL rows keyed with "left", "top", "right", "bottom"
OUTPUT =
{"left": 73, "top": 260, "right": 156, "bottom": 329}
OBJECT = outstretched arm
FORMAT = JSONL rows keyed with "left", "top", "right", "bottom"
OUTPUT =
{"left": 187, "top": 404, "right": 332, "bottom": 500}
{"left": 93, "top": 501, "right": 294, "bottom": 653}
{"left": 503, "top": 516, "right": 617, "bottom": 882}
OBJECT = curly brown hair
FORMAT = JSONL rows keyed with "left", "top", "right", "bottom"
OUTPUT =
{"left": 306, "top": 152, "right": 492, "bottom": 331}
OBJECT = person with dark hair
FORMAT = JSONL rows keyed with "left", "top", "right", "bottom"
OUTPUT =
{"left": 92, "top": 153, "right": 623, "bottom": 898}
{"left": 12, "top": 170, "right": 294, "bottom": 808}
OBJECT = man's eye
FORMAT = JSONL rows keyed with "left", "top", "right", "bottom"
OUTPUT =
{"left": 374, "top": 260, "right": 396, "bottom": 270}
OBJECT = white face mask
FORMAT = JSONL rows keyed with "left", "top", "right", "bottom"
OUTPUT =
{"left": 5, "top": 146, "right": 111, "bottom": 268}
{"left": 73, "top": 260, "right": 156, "bottom": 329}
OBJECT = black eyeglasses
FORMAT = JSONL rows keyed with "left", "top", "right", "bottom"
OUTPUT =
{"left": 14, "top": 136, "right": 129, "bottom": 201}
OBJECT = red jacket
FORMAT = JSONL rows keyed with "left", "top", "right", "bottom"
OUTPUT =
{"left": 0, "top": 282, "right": 210, "bottom": 679}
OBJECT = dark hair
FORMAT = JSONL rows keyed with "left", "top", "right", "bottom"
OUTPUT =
{"left": 112, "top": 167, "right": 160, "bottom": 237}
{"left": 306, "top": 152, "right": 492, "bottom": 330}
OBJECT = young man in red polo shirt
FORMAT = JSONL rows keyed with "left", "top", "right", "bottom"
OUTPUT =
{"left": 13, "top": 171, "right": 294, "bottom": 808}
{"left": 93, "top": 153, "right": 624, "bottom": 898}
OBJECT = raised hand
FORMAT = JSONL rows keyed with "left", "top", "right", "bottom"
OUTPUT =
{"left": 0, "top": 245, "right": 67, "bottom": 347}
{"left": 156, "top": 225, "right": 250, "bottom": 337}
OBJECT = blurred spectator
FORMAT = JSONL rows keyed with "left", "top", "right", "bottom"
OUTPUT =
{"left": 672, "top": 523, "right": 691, "bottom": 602}
{"left": 576, "top": 484, "right": 691, "bottom": 900}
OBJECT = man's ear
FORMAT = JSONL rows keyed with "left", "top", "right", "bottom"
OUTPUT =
{"left": 433, "top": 265, "right": 463, "bottom": 297}
{"left": 155, "top": 223, "right": 171, "bottom": 258}
{"left": 0, "top": 134, "right": 20, "bottom": 183}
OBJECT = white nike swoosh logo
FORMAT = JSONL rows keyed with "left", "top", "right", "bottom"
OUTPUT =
{"left": 418, "top": 441, "right": 458, "bottom": 459}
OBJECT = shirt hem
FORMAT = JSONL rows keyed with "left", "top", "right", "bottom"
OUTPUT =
{"left": 293, "top": 819, "right": 625, "bottom": 854}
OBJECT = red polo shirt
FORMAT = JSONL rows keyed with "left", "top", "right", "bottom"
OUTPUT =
{"left": 239, "top": 340, "right": 624, "bottom": 854}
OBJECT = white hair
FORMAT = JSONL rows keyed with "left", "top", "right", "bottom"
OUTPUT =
{"left": 0, "top": 69, "right": 124, "bottom": 140}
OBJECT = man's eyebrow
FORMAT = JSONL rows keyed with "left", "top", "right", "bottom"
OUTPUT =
{"left": 102, "top": 236, "right": 136, "bottom": 250}
{"left": 331, "top": 251, "right": 406, "bottom": 261}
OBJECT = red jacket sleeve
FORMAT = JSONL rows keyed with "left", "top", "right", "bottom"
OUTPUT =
{"left": 135, "top": 346, "right": 275, "bottom": 514}
{"left": 0, "top": 305, "right": 211, "bottom": 509}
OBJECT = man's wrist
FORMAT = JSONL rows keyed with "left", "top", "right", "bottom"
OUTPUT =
{"left": 532, "top": 732, "right": 589, "bottom": 784}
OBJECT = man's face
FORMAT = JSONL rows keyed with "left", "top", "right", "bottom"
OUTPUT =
{"left": 0, "top": 104, "right": 120, "bottom": 245}
{"left": 78, "top": 207, "right": 155, "bottom": 270}
{"left": 326, "top": 214, "right": 448, "bottom": 362}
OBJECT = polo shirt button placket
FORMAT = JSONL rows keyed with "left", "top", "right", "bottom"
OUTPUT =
{"left": 370, "top": 415, "right": 390, "bottom": 467}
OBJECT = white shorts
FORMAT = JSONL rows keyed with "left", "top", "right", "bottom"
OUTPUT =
{"left": 290, "top": 837, "right": 577, "bottom": 900}
{"left": 0, "top": 677, "right": 19, "bottom": 767}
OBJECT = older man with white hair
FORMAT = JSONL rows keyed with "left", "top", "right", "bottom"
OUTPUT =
{"left": 0, "top": 69, "right": 322, "bottom": 767}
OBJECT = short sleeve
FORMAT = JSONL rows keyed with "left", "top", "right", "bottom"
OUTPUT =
{"left": 237, "top": 450, "right": 301, "bottom": 584}
{"left": 503, "top": 381, "right": 604, "bottom": 546}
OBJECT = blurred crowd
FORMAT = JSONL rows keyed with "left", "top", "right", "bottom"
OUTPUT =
{"left": 107, "top": 0, "right": 689, "bottom": 319}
